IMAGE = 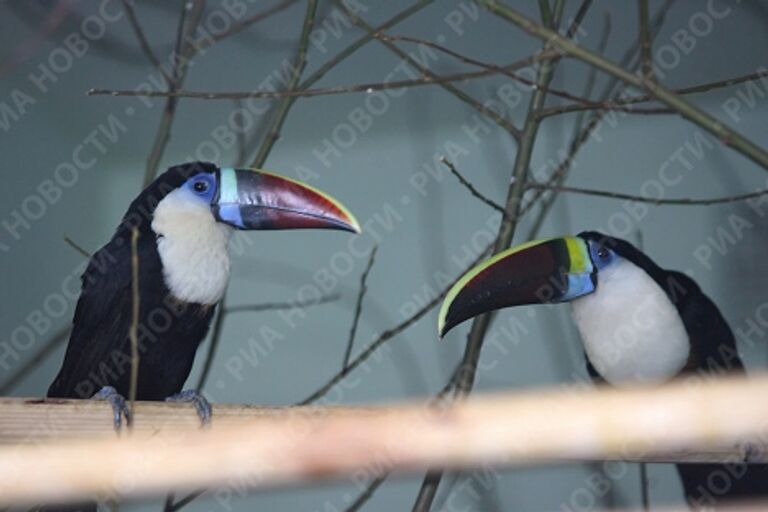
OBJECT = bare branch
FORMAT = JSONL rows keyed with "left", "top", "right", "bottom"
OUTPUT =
{"left": 251, "top": 0, "right": 318, "bottom": 167}
{"left": 335, "top": 0, "right": 523, "bottom": 140}
{"left": 63, "top": 236, "right": 92, "bottom": 259}
{"left": 207, "top": 0, "right": 299, "bottom": 47}
{"left": 142, "top": 0, "right": 205, "bottom": 187}
{"left": 298, "top": 245, "right": 493, "bottom": 406}
{"left": 638, "top": 0, "right": 655, "bottom": 82}
{"left": 538, "top": 69, "right": 768, "bottom": 117}
{"left": 441, "top": 157, "right": 507, "bottom": 216}
{"left": 119, "top": 0, "right": 173, "bottom": 85}
{"left": 479, "top": 1, "right": 768, "bottom": 172}
{"left": 342, "top": 247, "right": 377, "bottom": 370}
{"left": 526, "top": 10, "right": 612, "bottom": 240}
{"left": 225, "top": 294, "right": 339, "bottom": 315}
{"left": 343, "top": 474, "right": 387, "bottom": 512}
{"left": 376, "top": 33, "right": 649, "bottom": 114}
{"left": 87, "top": 56, "right": 559, "bottom": 102}
{"left": 526, "top": 181, "right": 768, "bottom": 205}
{"left": 0, "top": 327, "right": 70, "bottom": 395}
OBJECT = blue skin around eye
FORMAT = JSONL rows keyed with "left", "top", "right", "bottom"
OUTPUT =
{"left": 587, "top": 240, "right": 617, "bottom": 271}
{"left": 184, "top": 174, "right": 218, "bottom": 203}
{"left": 185, "top": 173, "right": 246, "bottom": 228}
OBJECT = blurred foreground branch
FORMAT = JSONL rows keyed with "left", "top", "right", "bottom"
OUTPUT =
{"left": 3, "top": 375, "right": 768, "bottom": 505}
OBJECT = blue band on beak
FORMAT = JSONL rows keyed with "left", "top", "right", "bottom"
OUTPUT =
{"left": 562, "top": 273, "right": 596, "bottom": 302}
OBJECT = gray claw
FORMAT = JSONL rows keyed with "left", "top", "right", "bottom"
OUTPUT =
{"left": 165, "top": 389, "right": 212, "bottom": 426}
{"left": 93, "top": 386, "right": 131, "bottom": 430}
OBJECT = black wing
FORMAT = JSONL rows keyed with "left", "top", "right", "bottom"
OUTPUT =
{"left": 48, "top": 233, "right": 159, "bottom": 398}
{"left": 662, "top": 270, "right": 744, "bottom": 374}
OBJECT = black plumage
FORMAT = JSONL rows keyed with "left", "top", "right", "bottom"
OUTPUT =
{"left": 48, "top": 163, "right": 217, "bottom": 401}
{"left": 580, "top": 231, "right": 766, "bottom": 506}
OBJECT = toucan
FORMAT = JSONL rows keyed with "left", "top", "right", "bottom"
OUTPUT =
{"left": 438, "top": 231, "right": 767, "bottom": 507}
{"left": 48, "top": 162, "right": 360, "bottom": 426}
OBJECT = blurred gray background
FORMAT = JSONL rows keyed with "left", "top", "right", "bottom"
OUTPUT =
{"left": 1, "top": 1, "right": 767, "bottom": 510}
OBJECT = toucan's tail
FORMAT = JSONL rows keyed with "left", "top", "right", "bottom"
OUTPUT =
{"left": 678, "top": 463, "right": 768, "bottom": 507}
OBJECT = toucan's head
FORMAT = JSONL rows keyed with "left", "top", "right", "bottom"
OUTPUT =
{"left": 127, "top": 162, "right": 360, "bottom": 305}
{"left": 438, "top": 231, "right": 635, "bottom": 337}
{"left": 136, "top": 162, "right": 360, "bottom": 233}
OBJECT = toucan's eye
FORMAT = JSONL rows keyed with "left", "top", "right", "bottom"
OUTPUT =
{"left": 597, "top": 246, "right": 610, "bottom": 260}
{"left": 193, "top": 181, "right": 208, "bottom": 193}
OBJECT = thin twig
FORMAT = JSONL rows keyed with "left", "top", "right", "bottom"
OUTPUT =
{"left": 225, "top": 293, "right": 339, "bottom": 314}
{"left": 527, "top": 11, "right": 612, "bottom": 239}
{"left": 119, "top": 0, "right": 173, "bottom": 85}
{"left": 342, "top": 247, "right": 377, "bottom": 370}
{"left": 165, "top": 489, "right": 204, "bottom": 512}
{"left": 207, "top": 0, "right": 299, "bottom": 47}
{"left": 128, "top": 228, "right": 140, "bottom": 427}
{"left": 538, "top": 69, "right": 768, "bottom": 117}
{"left": 196, "top": 294, "right": 339, "bottom": 391}
{"left": 89, "top": 53, "right": 561, "bottom": 105}
{"left": 638, "top": 0, "right": 655, "bottom": 82}
{"left": 233, "top": 99, "right": 248, "bottom": 166}
{"left": 479, "top": 1, "right": 768, "bottom": 172}
{"left": 195, "top": 303, "right": 226, "bottom": 391}
{"left": 142, "top": 0, "right": 205, "bottom": 187}
{"left": 640, "top": 462, "right": 650, "bottom": 510}
{"left": 411, "top": 470, "right": 443, "bottom": 512}
{"left": 298, "top": 245, "right": 492, "bottom": 406}
{"left": 251, "top": 0, "right": 318, "bottom": 167}
{"left": 335, "top": 0, "right": 523, "bottom": 140}
{"left": 343, "top": 475, "right": 388, "bottom": 512}
{"left": 526, "top": 181, "right": 768, "bottom": 205}
{"left": 527, "top": 1, "right": 675, "bottom": 236}
{"left": 63, "top": 236, "right": 92, "bottom": 258}
{"left": 442, "top": 157, "right": 506, "bottom": 216}
{"left": 338, "top": 361, "right": 463, "bottom": 512}
{"left": 0, "top": 327, "right": 71, "bottom": 395}
{"left": 376, "top": 34, "right": 630, "bottom": 112}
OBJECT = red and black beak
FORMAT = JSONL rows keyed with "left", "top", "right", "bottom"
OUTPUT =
{"left": 438, "top": 237, "right": 597, "bottom": 337}
{"left": 212, "top": 168, "right": 360, "bottom": 233}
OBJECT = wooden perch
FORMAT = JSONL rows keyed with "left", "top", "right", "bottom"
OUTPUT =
{"left": 2, "top": 375, "right": 768, "bottom": 506}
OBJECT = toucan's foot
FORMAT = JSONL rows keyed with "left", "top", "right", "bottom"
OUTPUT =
{"left": 92, "top": 386, "right": 131, "bottom": 430}
{"left": 165, "top": 389, "right": 212, "bottom": 426}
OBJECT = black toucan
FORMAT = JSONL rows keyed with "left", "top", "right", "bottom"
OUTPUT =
{"left": 48, "top": 162, "right": 360, "bottom": 424}
{"left": 439, "top": 231, "right": 767, "bottom": 507}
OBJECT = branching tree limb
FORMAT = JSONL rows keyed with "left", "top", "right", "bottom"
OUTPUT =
{"left": 479, "top": 1, "right": 768, "bottom": 172}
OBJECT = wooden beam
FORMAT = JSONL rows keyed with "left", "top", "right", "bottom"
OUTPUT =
{"left": 0, "top": 397, "right": 374, "bottom": 444}
{"left": 2, "top": 375, "right": 768, "bottom": 506}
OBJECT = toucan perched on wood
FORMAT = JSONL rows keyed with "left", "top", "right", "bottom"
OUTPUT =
{"left": 48, "top": 162, "right": 359, "bottom": 426}
{"left": 439, "top": 231, "right": 767, "bottom": 507}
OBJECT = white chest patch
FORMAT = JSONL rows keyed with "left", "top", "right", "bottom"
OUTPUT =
{"left": 570, "top": 259, "right": 689, "bottom": 386}
{"left": 152, "top": 188, "right": 233, "bottom": 305}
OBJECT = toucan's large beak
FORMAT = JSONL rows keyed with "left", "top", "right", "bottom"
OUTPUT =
{"left": 438, "top": 237, "right": 596, "bottom": 337}
{"left": 213, "top": 168, "right": 360, "bottom": 233}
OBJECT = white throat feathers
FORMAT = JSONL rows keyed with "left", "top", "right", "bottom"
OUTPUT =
{"left": 570, "top": 258, "right": 690, "bottom": 386}
{"left": 152, "top": 188, "right": 233, "bottom": 305}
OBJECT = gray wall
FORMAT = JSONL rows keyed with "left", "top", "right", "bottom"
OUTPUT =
{"left": 1, "top": 1, "right": 767, "bottom": 510}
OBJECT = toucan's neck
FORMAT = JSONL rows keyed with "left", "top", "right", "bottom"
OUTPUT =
{"left": 151, "top": 188, "right": 233, "bottom": 305}
{"left": 570, "top": 258, "right": 690, "bottom": 386}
